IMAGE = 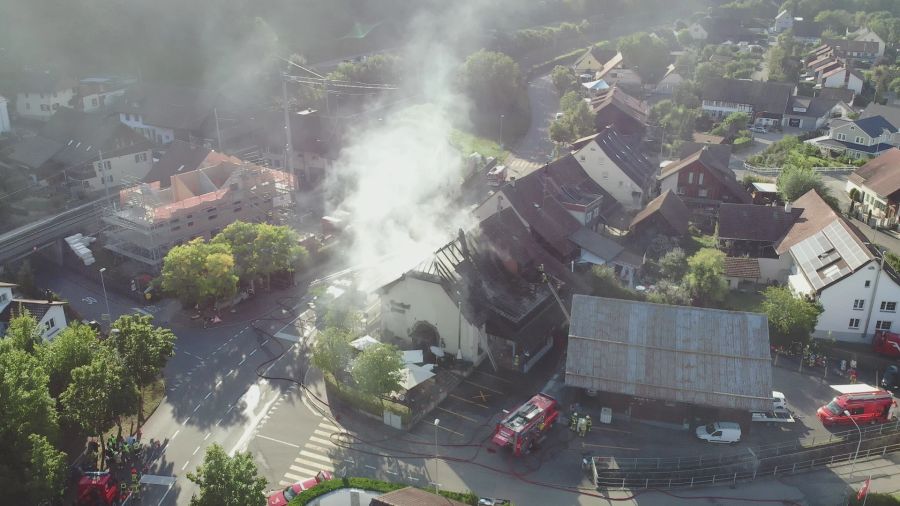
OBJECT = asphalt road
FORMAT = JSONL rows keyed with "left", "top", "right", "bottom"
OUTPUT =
{"left": 512, "top": 74, "right": 558, "bottom": 165}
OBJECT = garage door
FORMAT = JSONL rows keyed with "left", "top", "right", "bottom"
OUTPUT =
{"left": 789, "top": 118, "right": 801, "bottom": 128}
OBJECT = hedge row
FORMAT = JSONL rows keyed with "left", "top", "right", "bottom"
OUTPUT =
{"left": 323, "top": 372, "right": 410, "bottom": 424}
{"left": 528, "top": 47, "right": 586, "bottom": 78}
{"left": 288, "top": 477, "right": 480, "bottom": 505}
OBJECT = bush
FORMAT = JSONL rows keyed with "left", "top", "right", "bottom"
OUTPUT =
{"left": 323, "top": 372, "right": 409, "bottom": 424}
{"left": 528, "top": 47, "right": 585, "bottom": 79}
{"left": 732, "top": 137, "right": 752, "bottom": 151}
{"left": 289, "top": 477, "right": 480, "bottom": 505}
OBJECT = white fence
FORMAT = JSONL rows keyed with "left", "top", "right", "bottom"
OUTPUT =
{"left": 743, "top": 162, "right": 857, "bottom": 176}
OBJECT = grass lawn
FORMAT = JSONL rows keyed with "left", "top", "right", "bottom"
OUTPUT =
{"left": 683, "top": 233, "right": 718, "bottom": 255}
{"left": 449, "top": 129, "right": 508, "bottom": 163}
{"left": 724, "top": 290, "right": 764, "bottom": 313}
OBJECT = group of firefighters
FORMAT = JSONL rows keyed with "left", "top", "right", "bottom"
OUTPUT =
{"left": 569, "top": 411, "right": 592, "bottom": 436}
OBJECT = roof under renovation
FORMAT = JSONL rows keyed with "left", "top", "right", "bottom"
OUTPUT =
{"left": 566, "top": 295, "right": 772, "bottom": 412}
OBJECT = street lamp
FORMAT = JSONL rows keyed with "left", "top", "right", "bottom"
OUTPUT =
{"left": 99, "top": 267, "right": 111, "bottom": 323}
{"left": 433, "top": 418, "right": 440, "bottom": 493}
{"left": 844, "top": 410, "right": 863, "bottom": 477}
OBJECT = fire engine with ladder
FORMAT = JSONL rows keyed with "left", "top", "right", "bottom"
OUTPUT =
{"left": 490, "top": 393, "right": 560, "bottom": 456}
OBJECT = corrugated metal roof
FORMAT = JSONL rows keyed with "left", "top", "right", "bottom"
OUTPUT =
{"left": 565, "top": 295, "right": 772, "bottom": 412}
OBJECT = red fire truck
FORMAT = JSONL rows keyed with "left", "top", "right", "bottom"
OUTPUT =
{"left": 873, "top": 330, "right": 900, "bottom": 358}
{"left": 490, "top": 393, "right": 559, "bottom": 456}
{"left": 817, "top": 386, "right": 897, "bottom": 426}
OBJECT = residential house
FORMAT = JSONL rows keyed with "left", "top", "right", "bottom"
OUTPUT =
{"left": 252, "top": 109, "right": 332, "bottom": 187}
{"left": 595, "top": 52, "right": 643, "bottom": 91}
{"left": 822, "top": 39, "right": 882, "bottom": 63}
{"left": 782, "top": 96, "right": 849, "bottom": 130}
{"left": 570, "top": 128, "right": 656, "bottom": 210}
{"left": 716, "top": 202, "right": 802, "bottom": 282}
{"left": 772, "top": 10, "right": 793, "bottom": 33}
{"left": 658, "top": 144, "right": 752, "bottom": 214}
{"left": 573, "top": 46, "right": 618, "bottom": 79}
{"left": 687, "top": 21, "right": 709, "bottom": 40}
{"left": 750, "top": 181, "right": 779, "bottom": 205}
{"left": 379, "top": 216, "right": 577, "bottom": 374}
{"left": 860, "top": 104, "right": 900, "bottom": 128}
{"left": 565, "top": 295, "right": 773, "bottom": 427}
{"left": 628, "top": 189, "right": 690, "bottom": 238}
{"left": 76, "top": 77, "right": 131, "bottom": 113}
{"left": 115, "top": 83, "right": 239, "bottom": 147}
{"left": 778, "top": 190, "right": 900, "bottom": 342}
{"left": 5, "top": 107, "right": 153, "bottom": 191}
{"left": 0, "top": 282, "right": 68, "bottom": 341}
{"left": 0, "top": 95, "right": 9, "bottom": 134}
{"left": 588, "top": 87, "right": 648, "bottom": 138}
{"left": 846, "top": 148, "right": 900, "bottom": 229}
{"left": 851, "top": 28, "right": 886, "bottom": 58}
{"left": 15, "top": 71, "right": 77, "bottom": 121}
{"left": 820, "top": 66, "right": 864, "bottom": 95}
{"left": 691, "top": 17, "right": 755, "bottom": 44}
{"left": 102, "top": 158, "right": 294, "bottom": 268}
{"left": 816, "top": 86, "right": 856, "bottom": 104}
{"left": 568, "top": 227, "right": 643, "bottom": 287}
{"left": 701, "top": 78, "right": 795, "bottom": 127}
{"left": 653, "top": 64, "right": 684, "bottom": 95}
{"left": 582, "top": 79, "right": 611, "bottom": 97}
{"left": 791, "top": 20, "right": 825, "bottom": 44}
{"left": 818, "top": 116, "right": 898, "bottom": 159}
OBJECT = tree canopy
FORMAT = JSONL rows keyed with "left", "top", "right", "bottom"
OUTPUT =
{"left": 311, "top": 327, "right": 355, "bottom": 378}
{"left": 188, "top": 444, "right": 267, "bottom": 506}
{"left": 351, "top": 343, "right": 404, "bottom": 400}
{"left": 161, "top": 238, "right": 239, "bottom": 306}
{"left": 761, "top": 286, "right": 822, "bottom": 347}
{"left": 550, "top": 65, "right": 580, "bottom": 96}
{"left": 617, "top": 32, "right": 670, "bottom": 83}
{"left": 39, "top": 323, "right": 102, "bottom": 398}
{"left": 685, "top": 248, "right": 727, "bottom": 306}
{"left": 458, "top": 50, "right": 523, "bottom": 116}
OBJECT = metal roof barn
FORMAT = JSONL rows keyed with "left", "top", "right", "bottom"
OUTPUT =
{"left": 565, "top": 295, "right": 773, "bottom": 412}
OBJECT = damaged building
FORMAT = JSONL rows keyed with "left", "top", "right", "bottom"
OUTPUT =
{"left": 379, "top": 208, "right": 583, "bottom": 373}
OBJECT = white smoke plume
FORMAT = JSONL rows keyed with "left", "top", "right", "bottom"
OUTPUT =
{"left": 327, "top": 1, "right": 501, "bottom": 290}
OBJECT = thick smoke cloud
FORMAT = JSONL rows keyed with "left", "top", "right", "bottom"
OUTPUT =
{"left": 328, "top": 1, "right": 503, "bottom": 290}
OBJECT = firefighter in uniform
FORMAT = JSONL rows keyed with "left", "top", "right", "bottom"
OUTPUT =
{"left": 585, "top": 415, "right": 592, "bottom": 433}
{"left": 570, "top": 412, "right": 578, "bottom": 431}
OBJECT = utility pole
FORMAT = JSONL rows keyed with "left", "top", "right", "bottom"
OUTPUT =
{"left": 214, "top": 107, "right": 223, "bottom": 152}
{"left": 282, "top": 75, "right": 296, "bottom": 188}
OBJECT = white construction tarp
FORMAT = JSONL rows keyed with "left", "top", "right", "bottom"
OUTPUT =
{"left": 399, "top": 364, "right": 436, "bottom": 390}
{"left": 401, "top": 349, "right": 424, "bottom": 364}
{"left": 350, "top": 335, "right": 379, "bottom": 351}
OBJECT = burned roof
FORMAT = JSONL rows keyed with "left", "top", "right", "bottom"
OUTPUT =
{"left": 717, "top": 203, "right": 803, "bottom": 242}
{"left": 848, "top": 148, "right": 900, "bottom": 199}
{"left": 566, "top": 295, "right": 773, "bottom": 412}
{"left": 629, "top": 190, "right": 690, "bottom": 236}
{"left": 587, "top": 127, "right": 655, "bottom": 189}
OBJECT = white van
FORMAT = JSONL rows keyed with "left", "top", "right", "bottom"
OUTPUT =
{"left": 772, "top": 391, "right": 787, "bottom": 410}
{"left": 696, "top": 422, "right": 741, "bottom": 444}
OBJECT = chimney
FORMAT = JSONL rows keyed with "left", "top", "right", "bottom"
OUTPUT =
{"left": 785, "top": 201, "right": 793, "bottom": 213}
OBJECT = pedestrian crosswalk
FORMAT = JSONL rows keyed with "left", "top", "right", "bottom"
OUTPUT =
{"left": 277, "top": 419, "right": 343, "bottom": 487}
{"left": 504, "top": 157, "right": 541, "bottom": 178}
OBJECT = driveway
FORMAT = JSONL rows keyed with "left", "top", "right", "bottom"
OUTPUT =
{"left": 511, "top": 74, "right": 557, "bottom": 164}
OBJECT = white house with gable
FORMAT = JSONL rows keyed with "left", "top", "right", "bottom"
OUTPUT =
{"left": 571, "top": 129, "right": 656, "bottom": 210}
{"left": 0, "top": 282, "right": 69, "bottom": 341}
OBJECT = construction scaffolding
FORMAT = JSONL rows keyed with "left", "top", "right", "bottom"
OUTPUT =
{"left": 102, "top": 161, "right": 295, "bottom": 269}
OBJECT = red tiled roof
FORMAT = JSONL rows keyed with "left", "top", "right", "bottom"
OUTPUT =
{"left": 848, "top": 148, "right": 900, "bottom": 199}
{"left": 724, "top": 257, "right": 761, "bottom": 279}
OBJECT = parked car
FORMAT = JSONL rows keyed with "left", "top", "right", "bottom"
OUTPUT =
{"left": 750, "top": 125, "right": 768, "bottom": 134}
{"left": 772, "top": 391, "right": 787, "bottom": 410}
{"left": 267, "top": 470, "right": 333, "bottom": 506}
{"left": 696, "top": 422, "right": 741, "bottom": 444}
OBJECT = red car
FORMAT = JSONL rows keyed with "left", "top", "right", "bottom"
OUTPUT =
{"left": 267, "top": 470, "right": 333, "bottom": 506}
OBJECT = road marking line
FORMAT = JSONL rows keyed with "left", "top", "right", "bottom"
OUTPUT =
{"left": 318, "top": 422, "right": 341, "bottom": 432}
{"left": 181, "top": 462, "right": 189, "bottom": 471}
{"left": 592, "top": 426, "right": 631, "bottom": 434}
{"left": 386, "top": 470, "right": 398, "bottom": 475}
{"left": 262, "top": 339, "right": 270, "bottom": 346}
{"left": 436, "top": 406, "right": 478, "bottom": 423}
{"left": 238, "top": 357, "right": 246, "bottom": 365}
{"left": 171, "top": 430, "right": 180, "bottom": 441}
{"left": 182, "top": 416, "right": 191, "bottom": 425}
{"left": 204, "top": 392, "right": 212, "bottom": 400}
{"left": 364, "top": 465, "right": 376, "bottom": 470}
{"left": 249, "top": 349, "right": 257, "bottom": 357}
{"left": 463, "top": 379, "right": 504, "bottom": 395}
{"left": 225, "top": 404, "right": 235, "bottom": 414}
{"left": 256, "top": 434, "right": 300, "bottom": 448}
{"left": 304, "top": 442, "right": 332, "bottom": 453}
{"left": 215, "top": 418, "right": 223, "bottom": 425}
{"left": 192, "top": 446, "right": 201, "bottom": 456}
{"left": 433, "top": 424, "right": 464, "bottom": 437}
{"left": 298, "top": 450, "right": 334, "bottom": 465}
{"left": 291, "top": 462, "right": 331, "bottom": 475}
{"left": 183, "top": 351, "right": 203, "bottom": 360}
{"left": 283, "top": 472, "right": 303, "bottom": 481}
{"left": 193, "top": 403, "right": 201, "bottom": 413}
{"left": 313, "top": 429, "right": 333, "bottom": 438}
{"left": 157, "top": 483, "right": 174, "bottom": 506}
{"left": 229, "top": 369, "right": 237, "bottom": 377}
{"left": 215, "top": 379, "right": 222, "bottom": 388}
{"left": 204, "top": 433, "right": 211, "bottom": 441}
{"left": 309, "top": 436, "right": 337, "bottom": 447}
{"left": 581, "top": 443, "right": 639, "bottom": 451}
{"left": 473, "top": 370, "right": 513, "bottom": 384}
{"left": 278, "top": 480, "right": 294, "bottom": 487}
{"left": 449, "top": 394, "right": 487, "bottom": 408}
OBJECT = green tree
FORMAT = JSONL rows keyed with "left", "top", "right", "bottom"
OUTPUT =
{"left": 550, "top": 65, "right": 579, "bottom": 95}
{"left": 3, "top": 310, "right": 42, "bottom": 353}
{"left": 107, "top": 314, "right": 176, "bottom": 422}
{"left": 187, "top": 444, "right": 267, "bottom": 506}
{"left": 676, "top": 28, "right": 693, "bottom": 47}
{"left": 777, "top": 165, "right": 838, "bottom": 208}
{"left": 458, "top": 50, "right": 523, "bottom": 116}
{"left": 351, "top": 343, "right": 404, "bottom": 401}
{"left": 685, "top": 248, "right": 727, "bottom": 306}
{"left": 761, "top": 286, "right": 822, "bottom": 347}
{"left": 212, "top": 221, "right": 260, "bottom": 283}
{"left": 658, "top": 247, "right": 688, "bottom": 281}
{"left": 203, "top": 249, "right": 239, "bottom": 306}
{"left": 647, "top": 280, "right": 692, "bottom": 306}
{"left": 25, "top": 433, "right": 67, "bottom": 506}
{"left": 39, "top": 322, "right": 101, "bottom": 398}
{"left": 568, "top": 100, "right": 595, "bottom": 138}
{"left": 311, "top": 327, "right": 354, "bottom": 378}
{"left": 549, "top": 118, "right": 575, "bottom": 144}
{"left": 559, "top": 90, "right": 583, "bottom": 115}
{"left": 161, "top": 239, "right": 239, "bottom": 307}
{"left": 767, "top": 32, "right": 801, "bottom": 83}
{"left": 723, "top": 111, "right": 750, "bottom": 132}
{"left": 589, "top": 265, "right": 643, "bottom": 301}
{"left": 814, "top": 10, "right": 854, "bottom": 32}
{"left": 618, "top": 32, "right": 670, "bottom": 83}
{"left": 253, "top": 224, "right": 305, "bottom": 290}
{"left": 327, "top": 54, "right": 401, "bottom": 84}
{"left": 60, "top": 350, "right": 137, "bottom": 459}
{"left": 650, "top": 100, "right": 699, "bottom": 143}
